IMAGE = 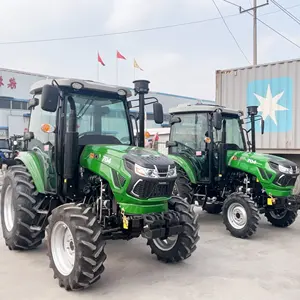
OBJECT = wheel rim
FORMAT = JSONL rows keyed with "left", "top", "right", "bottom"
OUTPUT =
{"left": 269, "top": 209, "right": 287, "bottom": 219}
{"left": 3, "top": 185, "right": 15, "bottom": 232}
{"left": 152, "top": 235, "right": 178, "bottom": 251}
{"left": 227, "top": 203, "right": 247, "bottom": 230}
{"left": 51, "top": 221, "right": 75, "bottom": 276}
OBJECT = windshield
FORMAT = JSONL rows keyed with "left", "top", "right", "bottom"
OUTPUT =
{"left": 213, "top": 115, "right": 245, "bottom": 150}
{"left": 169, "top": 113, "right": 208, "bottom": 151}
{"left": 68, "top": 93, "right": 131, "bottom": 145}
{"left": 0, "top": 139, "right": 8, "bottom": 149}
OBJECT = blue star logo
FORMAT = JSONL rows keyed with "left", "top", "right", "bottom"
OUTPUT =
{"left": 247, "top": 77, "right": 293, "bottom": 133}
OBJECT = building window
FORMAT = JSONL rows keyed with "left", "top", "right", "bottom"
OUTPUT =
{"left": 21, "top": 102, "right": 28, "bottom": 110}
{"left": 12, "top": 101, "right": 22, "bottom": 109}
{"left": 0, "top": 98, "right": 11, "bottom": 109}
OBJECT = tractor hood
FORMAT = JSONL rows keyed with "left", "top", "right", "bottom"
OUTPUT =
{"left": 80, "top": 144, "right": 176, "bottom": 176}
{"left": 227, "top": 150, "right": 299, "bottom": 173}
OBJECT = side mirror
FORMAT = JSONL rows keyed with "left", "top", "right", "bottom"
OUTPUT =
{"left": 166, "top": 141, "right": 178, "bottom": 148}
{"left": 24, "top": 131, "right": 34, "bottom": 141}
{"left": 170, "top": 116, "right": 181, "bottom": 125}
{"left": 261, "top": 118, "right": 265, "bottom": 134}
{"left": 28, "top": 97, "right": 39, "bottom": 110}
{"left": 153, "top": 102, "right": 163, "bottom": 124}
{"left": 41, "top": 85, "right": 59, "bottom": 112}
{"left": 213, "top": 111, "right": 222, "bottom": 130}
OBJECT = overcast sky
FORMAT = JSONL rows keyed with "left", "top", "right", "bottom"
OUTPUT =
{"left": 0, "top": 0, "right": 299, "bottom": 100}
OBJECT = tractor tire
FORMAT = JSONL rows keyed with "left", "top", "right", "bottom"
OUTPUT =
{"left": 172, "top": 168, "right": 193, "bottom": 204}
{"left": 265, "top": 209, "right": 297, "bottom": 228}
{"left": 147, "top": 196, "right": 200, "bottom": 262}
{"left": 222, "top": 192, "right": 260, "bottom": 239}
{"left": 1, "top": 165, "right": 47, "bottom": 250}
{"left": 203, "top": 203, "right": 223, "bottom": 214}
{"left": 47, "top": 203, "right": 107, "bottom": 291}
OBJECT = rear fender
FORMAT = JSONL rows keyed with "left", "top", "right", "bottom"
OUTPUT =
{"left": 168, "top": 154, "right": 197, "bottom": 184}
{"left": 15, "top": 152, "right": 45, "bottom": 194}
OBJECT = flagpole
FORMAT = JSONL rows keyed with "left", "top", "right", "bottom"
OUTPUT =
{"left": 116, "top": 52, "right": 118, "bottom": 85}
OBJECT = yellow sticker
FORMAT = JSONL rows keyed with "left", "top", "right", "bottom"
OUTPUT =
{"left": 122, "top": 216, "right": 129, "bottom": 229}
{"left": 267, "top": 198, "right": 273, "bottom": 205}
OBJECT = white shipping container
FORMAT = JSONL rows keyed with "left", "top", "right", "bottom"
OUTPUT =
{"left": 215, "top": 58, "right": 300, "bottom": 156}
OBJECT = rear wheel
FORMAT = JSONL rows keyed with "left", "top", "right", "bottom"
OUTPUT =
{"left": 172, "top": 168, "right": 193, "bottom": 204}
{"left": 222, "top": 192, "right": 259, "bottom": 239}
{"left": 265, "top": 209, "right": 297, "bottom": 228}
{"left": 47, "top": 203, "right": 107, "bottom": 291}
{"left": 1, "top": 165, "right": 48, "bottom": 250}
{"left": 147, "top": 196, "right": 200, "bottom": 262}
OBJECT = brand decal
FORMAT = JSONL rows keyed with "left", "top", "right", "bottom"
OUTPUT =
{"left": 247, "top": 158, "right": 257, "bottom": 164}
{"left": 102, "top": 156, "right": 112, "bottom": 164}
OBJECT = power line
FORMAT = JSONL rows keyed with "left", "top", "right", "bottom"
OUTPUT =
{"left": 224, "top": 1, "right": 300, "bottom": 51}
{"left": 262, "top": 3, "right": 300, "bottom": 16}
{"left": 0, "top": 4, "right": 299, "bottom": 45}
{"left": 255, "top": 14, "right": 300, "bottom": 49}
{"left": 270, "top": 0, "right": 300, "bottom": 25}
{"left": 211, "top": 0, "right": 251, "bottom": 63}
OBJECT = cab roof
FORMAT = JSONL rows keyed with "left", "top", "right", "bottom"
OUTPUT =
{"left": 29, "top": 78, "right": 132, "bottom": 97}
{"left": 169, "top": 102, "right": 242, "bottom": 116}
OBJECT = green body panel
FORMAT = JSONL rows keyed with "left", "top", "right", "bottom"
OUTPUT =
{"left": 80, "top": 145, "right": 169, "bottom": 214}
{"left": 16, "top": 151, "right": 46, "bottom": 194}
{"left": 16, "top": 149, "right": 57, "bottom": 194}
{"left": 168, "top": 154, "right": 197, "bottom": 184}
{"left": 227, "top": 150, "right": 294, "bottom": 197}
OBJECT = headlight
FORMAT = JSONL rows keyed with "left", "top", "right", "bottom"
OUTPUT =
{"left": 4, "top": 152, "right": 9, "bottom": 158}
{"left": 134, "top": 164, "right": 177, "bottom": 178}
{"left": 13, "top": 141, "right": 18, "bottom": 146}
{"left": 278, "top": 165, "right": 294, "bottom": 174}
{"left": 134, "top": 164, "right": 159, "bottom": 178}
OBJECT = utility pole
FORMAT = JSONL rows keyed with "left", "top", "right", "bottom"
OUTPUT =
{"left": 238, "top": 0, "right": 269, "bottom": 65}
{"left": 253, "top": 0, "right": 257, "bottom": 65}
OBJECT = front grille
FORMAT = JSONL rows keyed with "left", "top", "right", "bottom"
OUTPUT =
{"left": 274, "top": 174, "right": 297, "bottom": 187}
{"left": 131, "top": 180, "right": 174, "bottom": 199}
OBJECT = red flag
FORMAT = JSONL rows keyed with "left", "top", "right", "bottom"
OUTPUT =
{"left": 97, "top": 52, "right": 105, "bottom": 66}
{"left": 116, "top": 50, "right": 126, "bottom": 60}
{"left": 153, "top": 132, "right": 159, "bottom": 141}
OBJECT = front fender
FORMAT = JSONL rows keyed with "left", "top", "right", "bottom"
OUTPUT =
{"left": 16, "top": 152, "right": 45, "bottom": 194}
{"left": 168, "top": 154, "right": 197, "bottom": 184}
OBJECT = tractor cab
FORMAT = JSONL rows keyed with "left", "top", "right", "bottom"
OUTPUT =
{"left": 167, "top": 103, "right": 247, "bottom": 183}
{"left": 24, "top": 78, "right": 166, "bottom": 196}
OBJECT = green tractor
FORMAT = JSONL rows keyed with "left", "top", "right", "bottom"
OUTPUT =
{"left": 167, "top": 103, "right": 300, "bottom": 238}
{"left": 0, "top": 79, "right": 200, "bottom": 291}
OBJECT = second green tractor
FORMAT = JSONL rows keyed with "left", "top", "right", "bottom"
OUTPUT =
{"left": 167, "top": 103, "right": 300, "bottom": 238}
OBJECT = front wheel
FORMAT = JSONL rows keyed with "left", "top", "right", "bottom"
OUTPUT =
{"left": 147, "top": 196, "right": 200, "bottom": 262}
{"left": 47, "top": 203, "right": 107, "bottom": 291}
{"left": 265, "top": 209, "right": 297, "bottom": 228}
{"left": 222, "top": 192, "right": 260, "bottom": 239}
{"left": 172, "top": 168, "right": 193, "bottom": 204}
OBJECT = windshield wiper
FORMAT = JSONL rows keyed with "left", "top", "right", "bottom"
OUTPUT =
{"left": 77, "top": 99, "right": 94, "bottom": 119}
